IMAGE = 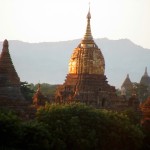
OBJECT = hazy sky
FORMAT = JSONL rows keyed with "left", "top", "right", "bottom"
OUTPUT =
{"left": 0, "top": 0, "right": 150, "bottom": 48}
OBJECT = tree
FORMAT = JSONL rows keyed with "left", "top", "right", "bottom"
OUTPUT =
{"left": 19, "top": 121, "right": 51, "bottom": 150}
{"left": 36, "top": 103, "right": 144, "bottom": 150}
{"left": 0, "top": 110, "right": 21, "bottom": 149}
{"left": 20, "top": 81, "right": 35, "bottom": 101}
{"left": 122, "top": 108, "right": 141, "bottom": 125}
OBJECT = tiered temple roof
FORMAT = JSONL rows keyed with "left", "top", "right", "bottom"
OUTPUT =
{"left": 0, "top": 39, "right": 24, "bottom": 100}
{"left": 55, "top": 8, "right": 117, "bottom": 107}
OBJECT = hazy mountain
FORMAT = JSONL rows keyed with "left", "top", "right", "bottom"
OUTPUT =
{"left": 0, "top": 38, "right": 149, "bottom": 89}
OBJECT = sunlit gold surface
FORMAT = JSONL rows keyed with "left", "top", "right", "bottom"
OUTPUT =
{"left": 68, "top": 43, "right": 105, "bottom": 75}
{"left": 68, "top": 7, "right": 105, "bottom": 75}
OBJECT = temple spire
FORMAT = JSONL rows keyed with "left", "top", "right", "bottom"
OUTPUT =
{"left": 3, "top": 39, "right": 8, "bottom": 48}
{"left": 84, "top": 3, "right": 93, "bottom": 40}
{"left": 127, "top": 74, "right": 129, "bottom": 78}
{"left": 2, "top": 39, "right": 9, "bottom": 53}
{"left": 144, "top": 67, "right": 148, "bottom": 76}
{"left": 0, "top": 39, "right": 25, "bottom": 100}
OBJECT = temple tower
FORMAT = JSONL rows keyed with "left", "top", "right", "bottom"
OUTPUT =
{"left": 55, "top": 8, "right": 117, "bottom": 107}
{"left": 32, "top": 84, "right": 47, "bottom": 106}
{"left": 0, "top": 39, "right": 24, "bottom": 100}
{"left": 140, "top": 67, "right": 150, "bottom": 86}
{"left": 121, "top": 74, "right": 133, "bottom": 99}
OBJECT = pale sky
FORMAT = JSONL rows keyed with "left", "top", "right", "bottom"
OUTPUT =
{"left": 0, "top": 0, "right": 150, "bottom": 49}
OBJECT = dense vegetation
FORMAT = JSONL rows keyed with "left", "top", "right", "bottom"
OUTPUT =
{"left": 0, "top": 103, "right": 148, "bottom": 150}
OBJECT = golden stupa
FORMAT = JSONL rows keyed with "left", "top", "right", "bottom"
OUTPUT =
{"left": 68, "top": 8, "right": 105, "bottom": 75}
{"left": 55, "top": 7, "right": 117, "bottom": 107}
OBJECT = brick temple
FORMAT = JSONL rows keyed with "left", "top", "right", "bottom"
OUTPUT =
{"left": 55, "top": 8, "right": 117, "bottom": 107}
{"left": 0, "top": 39, "right": 24, "bottom": 101}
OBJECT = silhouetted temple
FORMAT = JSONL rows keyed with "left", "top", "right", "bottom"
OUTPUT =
{"left": 55, "top": 8, "right": 117, "bottom": 107}
{"left": 121, "top": 74, "right": 133, "bottom": 91}
{"left": 121, "top": 74, "right": 133, "bottom": 99}
{"left": 0, "top": 39, "right": 24, "bottom": 101}
{"left": 140, "top": 67, "right": 150, "bottom": 87}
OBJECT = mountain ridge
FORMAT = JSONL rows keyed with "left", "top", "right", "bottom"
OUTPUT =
{"left": 0, "top": 38, "right": 149, "bottom": 89}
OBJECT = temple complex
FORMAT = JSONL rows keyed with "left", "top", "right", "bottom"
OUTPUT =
{"left": 55, "top": 8, "right": 117, "bottom": 107}
{"left": 0, "top": 39, "right": 24, "bottom": 101}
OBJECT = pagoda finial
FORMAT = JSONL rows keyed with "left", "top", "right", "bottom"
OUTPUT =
{"left": 87, "top": 2, "right": 91, "bottom": 19}
{"left": 144, "top": 67, "right": 148, "bottom": 76}
{"left": 3, "top": 39, "right": 9, "bottom": 48}
{"left": 127, "top": 74, "right": 129, "bottom": 78}
{"left": 84, "top": 3, "right": 93, "bottom": 40}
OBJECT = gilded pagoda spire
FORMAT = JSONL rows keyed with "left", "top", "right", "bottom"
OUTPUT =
{"left": 55, "top": 5, "right": 117, "bottom": 106}
{"left": 68, "top": 5, "right": 105, "bottom": 75}
{"left": 83, "top": 4, "right": 93, "bottom": 40}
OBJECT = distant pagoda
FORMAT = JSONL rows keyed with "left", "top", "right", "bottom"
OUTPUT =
{"left": 55, "top": 8, "right": 117, "bottom": 107}
{"left": 0, "top": 39, "right": 24, "bottom": 100}
{"left": 121, "top": 74, "right": 133, "bottom": 98}
{"left": 140, "top": 67, "right": 150, "bottom": 86}
{"left": 121, "top": 74, "right": 133, "bottom": 90}
{"left": 32, "top": 84, "right": 47, "bottom": 106}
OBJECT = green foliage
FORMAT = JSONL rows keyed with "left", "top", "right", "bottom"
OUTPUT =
{"left": 19, "top": 121, "right": 51, "bottom": 150}
{"left": 20, "top": 81, "right": 35, "bottom": 101}
{"left": 0, "top": 110, "right": 21, "bottom": 149}
{"left": 36, "top": 103, "right": 144, "bottom": 150}
{"left": 0, "top": 103, "right": 145, "bottom": 150}
{"left": 122, "top": 108, "right": 141, "bottom": 125}
{"left": 0, "top": 110, "right": 51, "bottom": 150}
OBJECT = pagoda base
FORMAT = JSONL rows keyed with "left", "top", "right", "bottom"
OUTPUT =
{"left": 55, "top": 73, "right": 118, "bottom": 108}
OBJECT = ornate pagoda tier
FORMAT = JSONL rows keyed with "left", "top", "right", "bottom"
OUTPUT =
{"left": 55, "top": 8, "right": 117, "bottom": 107}
{"left": 0, "top": 39, "right": 24, "bottom": 100}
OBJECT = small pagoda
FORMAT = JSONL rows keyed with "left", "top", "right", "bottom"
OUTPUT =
{"left": 0, "top": 39, "right": 24, "bottom": 101}
{"left": 140, "top": 67, "right": 150, "bottom": 86}
{"left": 33, "top": 84, "right": 47, "bottom": 106}
{"left": 121, "top": 74, "right": 133, "bottom": 99}
{"left": 55, "top": 8, "right": 117, "bottom": 107}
